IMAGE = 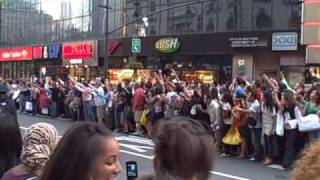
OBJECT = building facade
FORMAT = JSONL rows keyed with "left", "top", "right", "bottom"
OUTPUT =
{"left": 0, "top": 0, "right": 303, "bottom": 84}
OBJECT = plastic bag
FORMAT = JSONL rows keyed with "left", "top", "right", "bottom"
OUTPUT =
{"left": 276, "top": 113, "right": 284, "bottom": 136}
{"left": 25, "top": 101, "right": 33, "bottom": 112}
{"left": 299, "top": 114, "right": 320, "bottom": 132}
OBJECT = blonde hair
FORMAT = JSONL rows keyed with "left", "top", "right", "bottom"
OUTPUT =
{"left": 292, "top": 140, "right": 320, "bottom": 180}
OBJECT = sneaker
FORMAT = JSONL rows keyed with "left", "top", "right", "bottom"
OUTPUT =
{"left": 132, "top": 131, "right": 143, "bottom": 136}
{"left": 249, "top": 157, "right": 256, "bottom": 162}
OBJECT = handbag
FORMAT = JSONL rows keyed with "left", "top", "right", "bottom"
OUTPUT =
{"left": 41, "top": 108, "right": 49, "bottom": 115}
{"left": 222, "top": 124, "right": 242, "bottom": 145}
{"left": 276, "top": 113, "right": 284, "bottom": 136}
{"left": 298, "top": 114, "right": 320, "bottom": 132}
{"left": 25, "top": 101, "right": 33, "bottom": 112}
{"left": 247, "top": 117, "right": 257, "bottom": 126}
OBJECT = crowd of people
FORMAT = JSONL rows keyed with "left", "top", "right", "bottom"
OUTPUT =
{"left": 1, "top": 69, "right": 320, "bottom": 179}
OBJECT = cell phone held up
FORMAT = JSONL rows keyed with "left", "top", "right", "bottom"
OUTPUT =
{"left": 126, "top": 161, "right": 138, "bottom": 180}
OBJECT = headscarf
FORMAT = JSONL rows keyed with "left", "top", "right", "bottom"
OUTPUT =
{"left": 21, "top": 123, "right": 59, "bottom": 173}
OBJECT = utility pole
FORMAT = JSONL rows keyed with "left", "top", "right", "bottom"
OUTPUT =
{"left": 98, "top": 0, "right": 110, "bottom": 77}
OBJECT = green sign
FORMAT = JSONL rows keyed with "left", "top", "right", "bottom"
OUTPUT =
{"left": 132, "top": 38, "right": 141, "bottom": 53}
{"left": 155, "top": 38, "right": 180, "bottom": 53}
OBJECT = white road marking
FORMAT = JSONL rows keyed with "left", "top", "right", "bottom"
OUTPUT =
{"left": 120, "top": 150, "right": 154, "bottom": 159}
{"left": 116, "top": 136, "right": 155, "bottom": 146}
{"left": 210, "top": 171, "right": 251, "bottom": 180}
{"left": 119, "top": 143, "right": 154, "bottom": 153}
{"left": 267, "top": 164, "right": 285, "bottom": 171}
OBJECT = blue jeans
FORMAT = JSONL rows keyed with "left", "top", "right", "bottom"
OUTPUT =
{"left": 308, "top": 130, "right": 320, "bottom": 143}
{"left": 83, "top": 100, "right": 95, "bottom": 122}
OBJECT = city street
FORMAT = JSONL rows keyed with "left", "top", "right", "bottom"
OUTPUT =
{"left": 18, "top": 114, "right": 290, "bottom": 180}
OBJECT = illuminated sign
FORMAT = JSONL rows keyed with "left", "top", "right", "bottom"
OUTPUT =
{"left": 0, "top": 47, "right": 33, "bottom": 61}
{"left": 155, "top": 38, "right": 180, "bottom": 53}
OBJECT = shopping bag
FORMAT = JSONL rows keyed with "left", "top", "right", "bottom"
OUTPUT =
{"left": 222, "top": 125, "right": 242, "bottom": 145}
{"left": 298, "top": 114, "right": 320, "bottom": 132}
{"left": 41, "top": 108, "right": 49, "bottom": 115}
{"left": 276, "top": 113, "right": 284, "bottom": 136}
{"left": 140, "top": 110, "right": 149, "bottom": 127}
{"left": 25, "top": 101, "right": 33, "bottom": 112}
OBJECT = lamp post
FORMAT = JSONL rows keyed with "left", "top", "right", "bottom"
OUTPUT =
{"left": 98, "top": 0, "right": 111, "bottom": 78}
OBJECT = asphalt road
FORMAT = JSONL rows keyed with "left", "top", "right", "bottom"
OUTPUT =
{"left": 17, "top": 114, "right": 291, "bottom": 180}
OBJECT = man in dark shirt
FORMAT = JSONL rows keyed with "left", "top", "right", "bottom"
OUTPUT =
{"left": 0, "top": 83, "right": 17, "bottom": 117}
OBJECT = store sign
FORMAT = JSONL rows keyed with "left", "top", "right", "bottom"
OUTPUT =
{"left": 229, "top": 37, "right": 261, "bottom": 48}
{"left": 46, "top": 44, "right": 61, "bottom": 59}
{"left": 272, "top": 32, "right": 298, "bottom": 51}
{"left": 0, "top": 47, "right": 33, "bottom": 61}
{"left": 63, "top": 41, "right": 94, "bottom": 59}
{"left": 108, "top": 41, "right": 121, "bottom": 55}
{"left": 70, "top": 59, "right": 83, "bottom": 64}
{"left": 155, "top": 38, "right": 180, "bottom": 53}
{"left": 33, "top": 46, "right": 43, "bottom": 59}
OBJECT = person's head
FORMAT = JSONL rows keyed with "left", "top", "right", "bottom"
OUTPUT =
{"left": 153, "top": 117, "right": 214, "bottom": 180}
{"left": 222, "top": 93, "right": 233, "bottom": 106}
{"left": 309, "top": 89, "right": 320, "bottom": 105}
{"left": 0, "top": 110, "right": 22, "bottom": 177}
{"left": 22, "top": 123, "right": 59, "bottom": 176}
{"left": 294, "top": 83, "right": 304, "bottom": 92}
{"left": 95, "top": 78, "right": 102, "bottom": 87}
{"left": 293, "top": 140, "right": 320, "bottom": 180}
{"left": 237, "top": 78, "right": 246, "bottom": 87}
{"left": 281, "top": 90, "right": 296, "bottom": 109}
{"left": 262, "top": 91, "right": 276, "bottom": 111}
{"left": 210, "top": 87, "right": 219, "bottom": 100}
{"left": 245, "top": 90, "right": 258, "bottom": 102}
{"left": 41, "top": 122, "right": 122, "bottom": 180}
{"left": 253, "top": 80, "right": 261, "bottom": 89}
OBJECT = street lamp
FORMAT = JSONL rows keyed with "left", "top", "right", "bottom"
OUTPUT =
{"left": 98, "top": 0, "right": 111, "bottom": 78}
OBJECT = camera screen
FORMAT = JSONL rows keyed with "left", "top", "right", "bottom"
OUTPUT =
{"left": 127, "top": 162, "right": 138, "bottom": 177}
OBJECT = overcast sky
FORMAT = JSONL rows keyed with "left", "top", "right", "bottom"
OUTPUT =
{"left": 41, "top": 0, "right": 83, "bottom": 20}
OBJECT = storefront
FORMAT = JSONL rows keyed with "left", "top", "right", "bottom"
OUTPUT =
{"left": 101, "top": 33, "right": 235, "bottom": 84}
{"left": 32, "top": 44, "right": 65, "bottom": 79}
{"left": 62, "top": 41, "right": 98, "bottom": 81}
{"left": 231, "top": 31, "right": 305, "bottom": 84}
{"left": 0, "top": 46, "right": 34, "bottom": 79}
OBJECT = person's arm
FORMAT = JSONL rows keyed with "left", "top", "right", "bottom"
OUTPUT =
{"left": 235, "top": 106, "right": 252, "bottom": 114}
{"left": 170, "top": 69, "right": 180, "bottom": 82}
{"left": 75, "top": 83, "right": 85, "bottom": 93}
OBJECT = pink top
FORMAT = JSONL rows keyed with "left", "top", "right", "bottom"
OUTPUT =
{"left": 132, "top": 87, "right": 145, "bottom": 111}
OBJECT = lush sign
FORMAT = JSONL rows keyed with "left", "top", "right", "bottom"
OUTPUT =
{"left": 155, "top": 38, "right": 180, "bottom": 53}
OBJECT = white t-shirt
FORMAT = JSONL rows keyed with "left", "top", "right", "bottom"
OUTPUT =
{"left": 222, "top": 102, "right": 232, "bottom": 125}
{"left": 249, "top": 100, "right": 262, "bottom": 128}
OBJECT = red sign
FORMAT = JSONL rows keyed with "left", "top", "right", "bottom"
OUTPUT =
{"left": 0, "top": 47, "right": 33, "bottom": 61}
{"left": 108, "top": 41, "right": 121, "bottom": 55}
{"left": 33, "top": 46, "right": 43, "bottom": 59}
{"left": 63, "top": 42, "right": 94, "bottom": 60}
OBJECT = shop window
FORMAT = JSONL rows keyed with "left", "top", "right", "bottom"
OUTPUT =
{"left": 226, "top": 12, "right": 237, "bottom": 30}
{"left": 206, "top": 18, "right": 215, "bottom": 32}
{"left": 150, "top": 1, "right": 156, "bottom": 12}
{"left": 256, "top": 8, "right": 271, "bottom": 29}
